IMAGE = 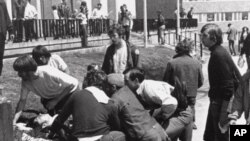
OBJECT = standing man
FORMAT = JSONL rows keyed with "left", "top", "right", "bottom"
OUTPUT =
{"left": 156, "top": 10, "right": 165, "bottom": 45}
{"left": 57, "top": 0, "right": 70, "bottom": 19}
{"left": 13, "top": 0, "right": 26, "bottom": 42}
{"left": 118, "top": 4, "right": 132, "bottom": 42}
{"left": 24, "top": 0, "right": 38, "bottom": 42}
{"left": 102, "top": 26, "right": 134, "bottom": 74}
{"left": 187, "top": 7, "right": 193, "bottom": 19}
{"left": 163, "top": 39, "right": 204, "bottom": 129}
{"left": 91, "top": 3, "right": 107, "bottom": 35}
{"left": 0, "top": 0, "right": 14, "bottom": 76}
{"left": 201, "top": 23, "right": 240, "bottom": 141}
{"left": 227, "top": 23, "right": 237, "bottom": 56}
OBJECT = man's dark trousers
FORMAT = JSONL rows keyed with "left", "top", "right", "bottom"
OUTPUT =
{"left": 0, "top": 33, "right": 6, "bottom": 75}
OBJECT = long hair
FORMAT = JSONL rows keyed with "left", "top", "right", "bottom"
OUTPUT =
{"left": 171, "top": 77, "right": 188, "bottom": 110}
{"left": 201, "top": 23, "right": 223, "bottom": 46}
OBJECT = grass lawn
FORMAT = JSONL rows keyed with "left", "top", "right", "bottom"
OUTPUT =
{"left": 1, "top": 46, "right": 175, "bottom": 116}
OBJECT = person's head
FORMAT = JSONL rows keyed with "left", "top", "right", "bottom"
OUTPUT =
{"left": 120, "top": 5, "right": 125, "bottom": 12}
{"left": 84, "top": 70, "right": 107, "bottom": 90}
{"left": 108, "top": 25, "right": 124, "bottom": 46}
{"left": 87, "top": 63, "right": 99, "bottom": 72}
{"left": 123, "top": 67, "right": 145, "bottom": 92}
{"left": 97, "top": 3, "right": 102, "bottom": 9}
{"left": 13, "top": 55, "right": 38, "bottom": 81}
{"left": 73, "top": 9, "right": 78, "bottom": 14}
{"left": 32, "top": 45, "right": 51, "bottom": 66}
{"left": 52, "top": 5, "right": 57, "bottom": 10}
{"left": 105, "top": 73, "right": 124, "bottom": 97}
{"left": 228, "top": 23, "right": 232, "bottom": 27}
{"left": 175, "top": 39, "right": 194, "bottom": 55}
{"left": 81, "top": 1, "right": 87, "bottom": 7}
{"left": 190, "top": 7, "right": 193, "bottom": 10}
{"left": 123, "top": 4, "right": 127, "bottom": 10}
{"left": 242, "top": 26, "right": 249, "bottom": 32}
{"left": 200, "top": 23, "right": 223, "bottom": 48}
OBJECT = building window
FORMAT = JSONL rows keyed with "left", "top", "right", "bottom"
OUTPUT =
{"left": 225, "top": 12, "right": 232, "bottom": 21}
{"left": 207, "top": 13, "right": 214, "bottom": 22}
{"left": 242, "top": 12, "right": 248, "bottom": 20}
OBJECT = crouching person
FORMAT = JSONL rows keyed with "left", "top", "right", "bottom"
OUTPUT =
{"left": 105, "top": 73, "right": 169, "bottom": 141}
{"left": 123, "top": 68, "right": 193, "bottom": 141}
{"left": 40, "top": 70, "right": 126, "bottom": 141}
{"left": 13, "top": 55, "right": 79, "bottom": 125}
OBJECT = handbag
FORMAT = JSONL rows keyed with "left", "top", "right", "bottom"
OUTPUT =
{"left": 237, "top": 56, "right": 245, "bottom": 68}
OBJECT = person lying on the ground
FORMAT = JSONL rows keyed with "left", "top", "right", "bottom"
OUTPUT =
{"left": 13, "top": 55, "right": 79, "bottom": 125}
{"left": 228, "top": 70, "right": 250, "bottom": 125}
{"left": 41, "top": 70, "right": 126, "bottom": 141}
{"left": 32, "top": 45, "right": 70, "bottom": 74}
{"left": 106, "top": 71, "right": 169, "bottom": 141}
{"left": 124, "top": 67, "right": 193, "bottom": 141}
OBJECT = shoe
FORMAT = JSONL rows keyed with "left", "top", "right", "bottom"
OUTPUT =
{"left": 193, "top": 123, "right": 197, "bottom": 130}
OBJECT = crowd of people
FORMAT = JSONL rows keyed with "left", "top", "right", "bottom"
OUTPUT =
{"left": 2, "top": 0, "right": 250, "bottom": 141}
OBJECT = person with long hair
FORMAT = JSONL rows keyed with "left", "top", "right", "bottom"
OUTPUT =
{"left": 239, "top": 26, "right": 249, "bottom": 52}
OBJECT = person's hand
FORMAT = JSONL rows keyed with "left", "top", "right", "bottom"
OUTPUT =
{"left": 229, "top": 119, "right": 237, "bottom": 125}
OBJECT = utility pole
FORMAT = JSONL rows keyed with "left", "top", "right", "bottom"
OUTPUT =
{"left": 144, "top": 0, "right": 148, "bottom": 48}
{"left": 177, "top": 0, "right": 180, "bottom": 40}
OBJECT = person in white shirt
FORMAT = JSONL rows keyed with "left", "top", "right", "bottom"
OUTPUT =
{"left": 118, "top": 4, "right": 132, "bottom": 41}
{"left": 91, "top": 3, "right": 107, "bottom": 35}
{"left": 91, "top": 3, "right": 107, "bottom": 19}
{"left": 24, "top": 0, "right": 37, "bottom": 41}
{"left": 32, "top": 45, "right": 69, "bottom": 74}
{"left": 12, "top": 55, "right": 79, "bottom": 126}
{"left": 52, "top": 5, "right": 59, "bottom": 20}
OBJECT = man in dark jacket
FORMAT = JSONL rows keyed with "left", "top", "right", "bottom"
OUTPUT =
{"left": 201, "top": 23, "right": 241, "bottom": 141}
{"left": 102, "top": 26, "right": 134, "bottom": 74}
{"left": 0, "top": 0, "right": 14, "bottom": 76}
{"left": 163, "top": 38, "right": 204, "bottom": 129}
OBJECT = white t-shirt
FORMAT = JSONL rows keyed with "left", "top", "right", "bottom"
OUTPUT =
{"left": 22, "top": 66, "right": 78, "bottom": 99}
{"left": 53, "top": 10, "right": 59, "bottom": 19}
{"left": 113, "top": 40, "right": 128, "bottom": 73}
{"left": 91, "top": 8, "right": 106, "bottom": 19}
{"left": 24, "top": 3, "right": 37, "bottom": 19}
{"left": 47, "top": 54, "right": 68, "bottom": 73}
{"left": 136, "top": 80, "right": 178, "bottom": 107}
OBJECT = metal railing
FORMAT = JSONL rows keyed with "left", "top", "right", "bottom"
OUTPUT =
{"left": 12, "top": 19, "right": 111, "bottom": 43}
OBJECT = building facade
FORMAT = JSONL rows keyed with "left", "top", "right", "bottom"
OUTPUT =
{"left": 182, "top": 0, "right": 250, "bottom": 31}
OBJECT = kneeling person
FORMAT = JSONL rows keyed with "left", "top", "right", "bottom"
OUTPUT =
{"left": 13, "top": 55, "right": 79, "bottom": 125}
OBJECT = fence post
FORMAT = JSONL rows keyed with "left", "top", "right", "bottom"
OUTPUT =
{"left": 0, "top": 88, "right": 13, "bottom": 141}
{"left": 200, "top": 42, "right": 203, "bottom": 58}
{"left": 194, "top": 33, "right": 197, "bottom": 51}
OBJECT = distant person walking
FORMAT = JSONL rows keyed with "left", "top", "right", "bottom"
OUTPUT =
{"left": 0, "top": 0, "right": 14, "bottom": 76}
{"left": 156, "top": 10, "right": 165, "bottom": 45}
{"left": 227, "top": 23, "right": 237, "bottom": 56}
{"left": 187, "top": 7, "right": 193, "bottom": 19}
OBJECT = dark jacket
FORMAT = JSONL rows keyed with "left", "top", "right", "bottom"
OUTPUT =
{"left": 208, "top": 45, "right": 241, "bottom": 101}
{"left": 102, "top": 41, "right": 134, "bottom": 74}
{"left": 241, "top": 33, "right": 250, "bottom": 56}
{"left": 51, "top": 89, "right": 121, "bottom": 138}
{"left": 0, "top": 0, "right": 13, "bottom": 34}
{"left": 163, "top": 54, "right": 204, "bottom": 97}
{"left": 228, "top": 70, "right": 250, "bottom": 121}
{"left": 111, "top": 86, "right": 158, "bottom": 140}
